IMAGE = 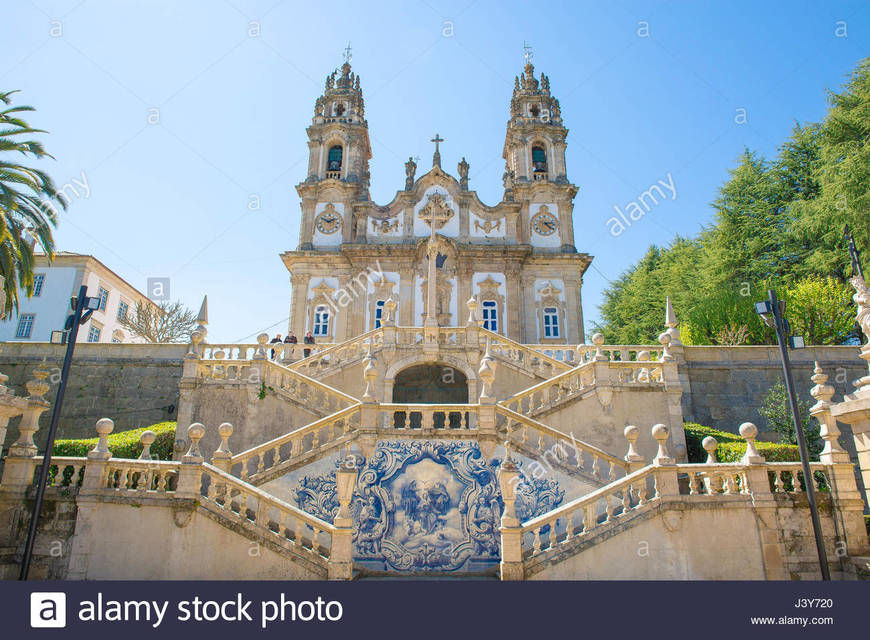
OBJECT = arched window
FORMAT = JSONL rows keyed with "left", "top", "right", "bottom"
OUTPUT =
{"left": 333, "top": 102, "right": 345, "bottom": 117}
{"left": 482, "top": 300, "right": 498, "bottom": 332}
{"left": 313, "top": 305, "right": 330, "bottom": 336}
{"left": 374, "top": 300, "right": 385, "bottom": 329}
{"left": 543, "top": 306, "right": 559, "bottom": 338}
{"left": 327, "top": 145, "right": 343, "bottom": 172}
{"left": 532, "top": 146, "right": 547, "bottom": 173}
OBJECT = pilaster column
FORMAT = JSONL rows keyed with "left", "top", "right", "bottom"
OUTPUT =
{"left": 563, "top": 278, "right": 582, "bottom": 344}
{"left": 498, "top": 444, "right": 524, "bottom": 581}
{"left": 520, "top": 274, "right": 537, "bottom": 343}
{"left": 505, "top": 265, "right": 522, "bottom": 341}
{"left": 290, "top": 273, "right": 311, "bottom": 337}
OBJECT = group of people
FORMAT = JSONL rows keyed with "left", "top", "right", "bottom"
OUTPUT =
{"left": 269, "top": 330, "right": 315, "bottom": 358}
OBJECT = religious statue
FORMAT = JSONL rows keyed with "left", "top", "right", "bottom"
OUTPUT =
{"left": 458, "top": 157, "right": 469, "bottom": 191}
{"left": 404, "top": 157, "right": 416, "bottom": 191}
{"left": 851, "top": 275, "right": 870, "bottom": 345}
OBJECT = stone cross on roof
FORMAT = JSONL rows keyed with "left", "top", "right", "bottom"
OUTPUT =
{"left": 343, "top": 42, "right": 352, "bottom": 64}
{"left": 523, "top": 41, "right": 533, "bottom": 64}
{"left": 430, "top": 133, "right": 444, "bottom": 168}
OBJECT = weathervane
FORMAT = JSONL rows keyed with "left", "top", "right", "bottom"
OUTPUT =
{"left": 523, "top": 41, "right": 533, "bottom": 64}
{"left": 343, "top": 42, "right": 352, "bottom": 64}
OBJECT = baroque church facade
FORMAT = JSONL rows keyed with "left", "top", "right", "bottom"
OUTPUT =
{"left": 283, "top": 57, "right": 592, "bottom": 345}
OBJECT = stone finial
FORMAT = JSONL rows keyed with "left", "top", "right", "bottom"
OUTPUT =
{"left": 478, "top": 339, "right": 496, "bottom": 400}
{"left": 592, "top": 332, "right": 608, "bottom": 361}
{"left": 361, "top": 346, "right": 377, "bottom": 403}
{"left": 651, "top": 424, "right": 674, "bottom": 465}
{"left": 253, "top": 332, "right": 269, "bottom": 359}
{"left": 88, "top": 418, "right": 115, "bottom": 460}
{"left": 466, "top": 295, "right": 479, "bottom": 327}
{"left": 183, "top": 422, "right": 206, "bottom": 463}
{"left": 383, "top": 297, "right": 397, "bottom": 326}
{"left": 138, "top": 430, "right": 156, "bottom": 460}
{"left": 809, "top": 362, "right": 835, "bottom": 412}
{"left": 664, "top": 297, "right": 682, "bottom": 346}
{"left": 658, "top": 332, "right": 673, "bottom": 362}
{"left": 214, "top": 422, "right": 234, "bottom": 457}
{"left": 623, "top": 425, "right": 645, "bottom": 464}
{"left": 739, "top": 422, "right": 765, "bottom": 464}
{"left": 702, "top": 436, "right": 718, "bottom": 464}
{"left": 186, "top": 330, "right": 203, "bottom": 359}
{"left": 194, "top": 295, "right": 208, "bottom": 341}
{"left": 25, "top": 366, "right": 51, "bottom": 403}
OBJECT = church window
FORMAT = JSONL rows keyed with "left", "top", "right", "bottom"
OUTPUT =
{"left": 333, "top": 102, "right": 345, "bottom": 117}
{"left": 327, "top": 145, "right": 343, "bottom": 172}
{"left": 543, "top": 306, "right": 559, "bottom": 338}
{"left": 529, "top": 104, "right": 540, "bottom": 117}
{"left": 532, "top": 146, "right": 547, "bottom": 173}
{"left": 313, "top": 305, "right": 330, "bottom": 336}
{"left": 374, "top": 300, "right": 385, "bottom": 328}
{"left": 482, "top": 300, "right": 498, "bottom": 332}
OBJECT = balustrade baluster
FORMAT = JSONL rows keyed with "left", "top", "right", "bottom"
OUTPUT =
{"left": 564, "top": 513, "right": 574, "bottom": 542}
{"left": 583, "top": 504, "right": 596, "bottom": 534}
{"left": 605, "top": 495, "right": 616, "bottom": 522}
{"left": 689, "top": 472, "right": 700, "bottom": 495}
{"left": 532, "top": 528, "right": 542, "bottom": 555}
{"left": 548, "top": 520, "right": 557, "bottom": 548}
{"left": 257, "top": 454, "right": 265, "bottom": 474}
{"left": 622, "top": 486, "right": 632, "bottom": 512}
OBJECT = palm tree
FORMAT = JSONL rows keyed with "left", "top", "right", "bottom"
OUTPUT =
{"left": 0, "top": 89, "right": 65, "bottom": 315}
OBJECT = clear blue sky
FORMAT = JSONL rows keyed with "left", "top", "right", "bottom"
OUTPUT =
{"left": 3, "top": 0, "right": 869, "bottom": 342}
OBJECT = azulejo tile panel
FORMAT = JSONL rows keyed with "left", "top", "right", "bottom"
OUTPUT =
{"left": 294, "top": 440, "right": 564, "bottom": 573}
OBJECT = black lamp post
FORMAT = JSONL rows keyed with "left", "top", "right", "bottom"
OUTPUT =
{"left": 754, "top": 289, "right": 829, "bottom": 581}
{"left": 18, "top": 285, "right": 100, "bottom": 580}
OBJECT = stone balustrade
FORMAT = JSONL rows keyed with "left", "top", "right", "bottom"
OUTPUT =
{"left": 103, "top": 460, "right": 181, "bottom": 493}
{"left": 480, "top": 329, "right": 572, "bottom": 377}
{"left": 229, "top": 405, "right": 362, "bottom": 483}
{"left": 499, "top": 362, "right": 597, "bottom": 416}
{"left": 199, "top": 342, "right": 336, "bottom": 362}
{"left": 42, "top": 457, "right": 87, "bottom": 489}
{"left": 377, "top": 403, "right": 479, "bottom": 431}
{"left": 520, "top": 465, "right": 657, "bottom": 559}
{"left": 200, "top": 464, "right": 336, "bottom": 566}
{"left": 288, "top": 328, "right": 384, "bottom": 375}
{"left": 194, "top": 356, "right": 357, "bottom": 416}
{"left": 496, "top": 405, "right": 629, "bottom": 482}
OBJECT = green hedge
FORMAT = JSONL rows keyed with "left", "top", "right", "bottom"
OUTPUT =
{"left": 683, "top": 422, "right": 800, "bottom": 463}
{"left": 52, "top": 422, "right": 176, "bottom": 461}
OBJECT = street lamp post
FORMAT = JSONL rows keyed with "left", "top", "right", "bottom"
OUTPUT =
{"left": 755, "top": 289, "right": 830, "bottom": 581}
{"left": 18, "top": 285, "right": 100, "bottom": 580}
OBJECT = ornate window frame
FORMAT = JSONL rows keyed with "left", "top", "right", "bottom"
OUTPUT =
{"left": 475, "top": 275, "right": 505, "bottom": 335}
{"left": 308, "top": 281, "right": 336, "bottom": 339}
{"left": 368, "top": 277, "right": 396, "bottom": 329}
{"left": 535, "top": 281, "right": 565, "bottom": 343}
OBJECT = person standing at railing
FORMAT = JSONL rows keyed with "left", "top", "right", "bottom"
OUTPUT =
{"left": 304, "top": 331, "right": 315, "bottom": 357}
{"left": 269, "top": 334, "right": 283, "bottom": 359}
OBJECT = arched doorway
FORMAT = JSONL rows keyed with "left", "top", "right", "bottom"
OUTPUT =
{"left": 392, "top": 364, "right": 468, "bottom": 429}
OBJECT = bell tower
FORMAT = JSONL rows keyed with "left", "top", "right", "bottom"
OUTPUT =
{"left": 503, "top": 47, "right": 577, "bottom": 253}
{"left": 503, "top": 49, "right": 569, "bottom": 185}
{"left": 296, "top": 47, "right": 372, "bottom": 249}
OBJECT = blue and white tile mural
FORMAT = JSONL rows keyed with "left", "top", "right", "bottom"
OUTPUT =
{"left": 292, "top": 440, "right": 565, "bottom": 573}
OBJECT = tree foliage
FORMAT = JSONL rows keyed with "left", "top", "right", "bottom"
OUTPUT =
{"left": 759, "top": 382, "right": 822, "bottom": 458}
{"left": 0, "top": 90, "right": 65, "bottom": 314}
{"left": 596, "top": 57, "right": 870, "bottom": 345}
{"left": 120, "top": 300, "right": 197, "bottom": 343}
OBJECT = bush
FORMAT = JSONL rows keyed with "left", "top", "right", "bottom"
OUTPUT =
{"left": 715, "top": 441, "right": 801, "bottom": 463}
{"left": 52, "top": 422, "right": 176, "bottom": 460}
{"left": 683, "top": 422, "right": 800, "bottom": 463}
{"left": 683, "top": 423, "right": 743, "bottom": 462}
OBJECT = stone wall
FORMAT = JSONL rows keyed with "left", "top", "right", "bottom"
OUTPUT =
{"left": 0, "top": 342, "right": 186, "bottom": 451}
{"left": 681, "top": 345, "right": 866, "bottom": 434}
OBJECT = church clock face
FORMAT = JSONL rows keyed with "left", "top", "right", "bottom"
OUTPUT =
{"left": 531, "top": 210, "right": 558, "bottom": 236}
{"left": 315, "top": 207, "right": 342, "bottom": 234}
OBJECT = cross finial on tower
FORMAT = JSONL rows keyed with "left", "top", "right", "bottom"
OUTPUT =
{"left": 343, "top": 42, "right": 352, "bottom": 64}
{"left": 523, "top": 41, "right": 533, "bottom": 64}
{"left": 430, "top": 133, "right": 445, "bottom": 168}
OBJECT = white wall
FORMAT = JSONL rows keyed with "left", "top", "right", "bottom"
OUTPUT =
{"left": 0, "top": 266, "right": 78, "bottom": 342}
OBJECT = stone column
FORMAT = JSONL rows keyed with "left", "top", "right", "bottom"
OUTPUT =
{"left": 176, "top": 423, "right": 206, "bottom": 499}
{"left": 399, "top": 270, "right": 414, "bottom": 326}
{"left": 329, "top": 459, "right": 358, "bottom": 580}
{"left": 498, "top": 443, "right": 524, "bottom": 581}
{"left": 651, "top": 424, "right": 679, "bottom": 497}
{"left": 210, "top": 422, "right": 234, "bottom": 473}
{"left": 520, "top": 274, "right": 537, "bottom": 343}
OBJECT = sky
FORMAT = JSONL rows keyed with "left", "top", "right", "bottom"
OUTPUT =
{"left": 2, "top": 0, "right": 869, "bottom": 343}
